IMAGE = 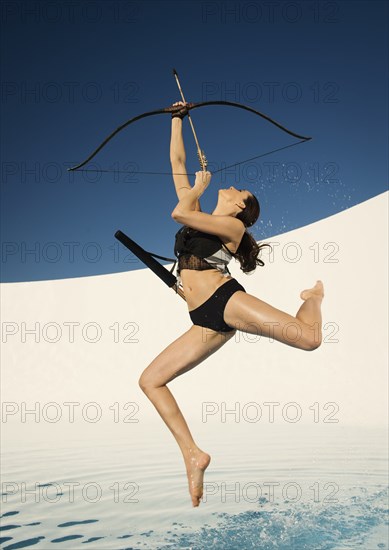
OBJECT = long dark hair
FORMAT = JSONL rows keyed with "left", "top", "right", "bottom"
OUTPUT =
{"left": 234, "top": 193, "right": 272, "bottom": 273}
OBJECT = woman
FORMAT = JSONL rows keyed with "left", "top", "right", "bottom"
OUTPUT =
{"left": 138, "top": 101, "right": 324, "bottom": 507}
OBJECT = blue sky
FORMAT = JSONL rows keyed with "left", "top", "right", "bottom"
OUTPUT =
{"left": 1, "top": 0, "right": 388, "bottom": 282}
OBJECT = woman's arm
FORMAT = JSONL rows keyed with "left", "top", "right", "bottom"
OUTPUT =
{"left": 172, "top": 171, "right": 211, "bottom": 214}
{"left": 170, "top": 105, "right": 201, "bottom": 212}
{"left": 171, "top": 172, "right": 245, "bottom": 242}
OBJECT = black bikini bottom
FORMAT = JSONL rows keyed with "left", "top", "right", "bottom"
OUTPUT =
{"left": 189, "top": 278, "right": 246, "bottom": 333}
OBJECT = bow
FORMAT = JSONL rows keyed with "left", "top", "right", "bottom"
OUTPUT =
{"left": 68, "top": 100, "right": 312, "bottom": 174}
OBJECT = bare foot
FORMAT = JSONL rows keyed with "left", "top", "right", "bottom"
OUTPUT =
{"left": 185, "top": 450, "right": 211, "bottom": 507}
{"left": 300, "top": 280, "right": 324, "bottom": 301}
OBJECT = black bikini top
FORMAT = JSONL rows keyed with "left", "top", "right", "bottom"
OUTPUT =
{"left": 174, "top": 226, "right": 234, "bottom": 260}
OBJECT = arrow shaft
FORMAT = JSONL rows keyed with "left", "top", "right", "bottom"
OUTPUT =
{"left": 173, "top": 70, "right": 207, "bottom": 171}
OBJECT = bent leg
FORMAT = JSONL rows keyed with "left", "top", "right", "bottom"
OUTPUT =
{"left": 224, "top": 280, "right": 324, "bottom": 350}
{"left": 139, "top": 324, "right": 235, "bottom": 506}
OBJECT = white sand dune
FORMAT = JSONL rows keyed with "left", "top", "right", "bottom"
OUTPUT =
{"left": 1, "top": 192, "right": 388, "bottom": 445}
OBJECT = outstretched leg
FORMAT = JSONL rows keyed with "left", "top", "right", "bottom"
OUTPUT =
{"left": 224, "top": 280, "right": 324, "bottom": 350}
{"left": 138, "top": 324, "right": 235, "bottom": 506}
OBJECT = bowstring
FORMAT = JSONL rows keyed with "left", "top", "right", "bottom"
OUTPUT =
{"left": 70, "top": 138, "right": 310, "bottom": 177}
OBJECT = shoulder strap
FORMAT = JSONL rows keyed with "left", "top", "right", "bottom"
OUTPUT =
{"left": 147, "top": 251, "right": 177, "bottom": 274}
{"left": 220, "top": 242, "right": 236, "bottom": 256}
{"left": 148, "top": 251, "right": 176, "bottom": 262}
